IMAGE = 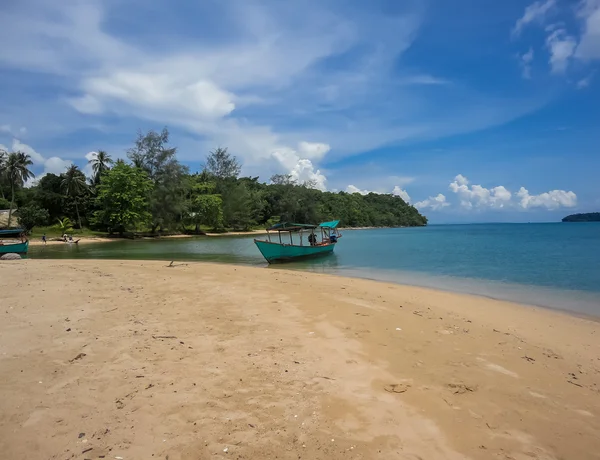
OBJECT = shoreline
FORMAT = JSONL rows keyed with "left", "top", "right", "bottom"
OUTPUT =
{"left": 1, "top": 259, "right": 599, "bottom": 459}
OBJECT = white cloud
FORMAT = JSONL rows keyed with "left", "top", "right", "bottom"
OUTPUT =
{"left": 83, "top": 151, "right": 97, "bottom": 178}
{"left": 512, "top": 0, "right": 557, "bottom": 37}
{"left": 11, "top": 139, "right": 45, "bottom": 164}
{"left": 75, "top": 72, "right": 237, "bottom": 120}
{"left": 392, "top": 186, "right": 411, "bottom": 203}
{"left": 297, "top": 142, "right": 331, "bottom": 161}
{"left": 520, "top": 48, "right": 535, "bottom": 79}
{"left": 44, "top": 157, "right": 73, "bottom": 175}
{"left": 435, "top": 174, "right": 578, "bottom": 211}
{"left": 516, "top": 187, "right": 577, "bottom": 209}
{"left": 2, "top": 139, "right": 73, "bottom": 187}
{"left": 576, "top": 0, "right": 600, "bottom": 59}
{"left": 68, "top": 94, "right": 103, "bottom": 115}
{"left": 344, "top": 184, "right": 411, "bottom": 202}
{"left": 546, "top": 28, "right": 577, "bottom": 73}
{"left": 271, "top": 145, "right": 328, "bottom": 191}
{"left": 346, "top": 185, "right": 372, "bottom": 195}
{"left": 577, "top": 72, "right": 595, "bottom": 87}
{"left": 449, "top": 174, "right": 512, "bottom": 209}
{"left": 415, "top": 194, "right": 450, "bottom": 211}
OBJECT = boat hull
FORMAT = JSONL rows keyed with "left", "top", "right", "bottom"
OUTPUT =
{"left": 254, "top": 239, "right": 335, "bottom": 263}
{"left": 0, "top": 240, "right": 29, "bottom": 255}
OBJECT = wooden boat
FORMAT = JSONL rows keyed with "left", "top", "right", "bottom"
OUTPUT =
{"left": 0, "top": 228, "right": 29, "bottom": 255}
{"left": 254, "top": 220, "right": 341, "bottom": 263}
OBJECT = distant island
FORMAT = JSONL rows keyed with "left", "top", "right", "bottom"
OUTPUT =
{"left": 562, "top": 212, "right": 600, "bottom": 222}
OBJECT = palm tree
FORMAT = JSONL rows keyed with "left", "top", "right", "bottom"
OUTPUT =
{"left": 0, "top": 149, "right": 7, "bottom": 200}
{"left": 61, "top": 164, "right": 87, "bottom": 229}
{"left": 88, "top": 150, "right": 113, "bottom": 185}
{"left": 6, "top": 151, "right": 35, "bottom": 227}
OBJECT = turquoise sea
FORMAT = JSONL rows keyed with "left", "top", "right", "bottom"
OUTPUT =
{"left": 29, "top": 223, "right": 600, "bottom": 316}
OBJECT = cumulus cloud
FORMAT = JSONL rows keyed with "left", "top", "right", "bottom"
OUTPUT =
{"left": 516, "top": 187, "right": 577, "bottom": 209}
{"left": 512, "top": 0, "right": 557, "bottom": 37}
{"left": 414, "top": 194, "right": 450, "bottom": 211}
{"left": 271, "top": 144, "right": 328, "bottom": 191}
{"left": 392, "top": 186, "right": 411, "bottom": 203}
{"left": 346, "top": 185, "right": 372, "bottom": 195}
{"left": 297, "top": 142, "right": 331, "bottom": 161}
{"left": 345, "top": 185, "right": 411, "bottom": 202}
{"left": 449, "top": 174, "right": 512, "bottom": 209}
{"left": 444, "top": 174, "right": 576, "bottom": 211}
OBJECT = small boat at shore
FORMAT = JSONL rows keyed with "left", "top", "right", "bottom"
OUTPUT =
{"left": 0, "top": 228, "right": 29, "bottom": 255}
{"left": 254, "top": 220, "right": 342, "bottom": 263}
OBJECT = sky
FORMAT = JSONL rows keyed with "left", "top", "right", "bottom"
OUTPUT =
{"left": 0, "top": 0, "right": 598, "bottom": 223}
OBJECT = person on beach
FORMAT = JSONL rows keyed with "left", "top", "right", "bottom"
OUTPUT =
{"left": 42, "top": 234, "right": 46, "bottom": 244}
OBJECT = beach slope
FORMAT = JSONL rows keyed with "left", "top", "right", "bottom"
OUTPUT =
{"left": 1, "top": 260, "right": 599, "bottom": 459}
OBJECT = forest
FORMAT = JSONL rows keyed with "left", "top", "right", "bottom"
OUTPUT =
{"left": 562, "top": 213, "right": 600, "bottom": 222}
{"left": 0, "top": 128, "right": 427, "bottom": 235}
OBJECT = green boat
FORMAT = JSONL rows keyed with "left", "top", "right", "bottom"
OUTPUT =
{"left": 254, "top": 220, "right": 341, "bottom": 263}
{"left": 0, "top": 228, "right": 29, "bottom": 255}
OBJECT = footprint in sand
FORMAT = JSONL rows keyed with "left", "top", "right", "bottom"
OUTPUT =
{"left": 383, "top": 383, "right": 411, "bottom": 394}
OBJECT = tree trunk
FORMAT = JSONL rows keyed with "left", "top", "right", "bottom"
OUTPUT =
{"left": 75, "top": 202, "right": 82, "bottom": 229}
{"left": 194, "top": 223, "right": 199, "bottom": 235}
{"left": 7, "top": 182, "right": 14, "bottom": 227}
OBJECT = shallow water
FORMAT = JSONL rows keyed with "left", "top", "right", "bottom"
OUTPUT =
{"left": 29, "top": 223, "right": 600, "bottom": 315}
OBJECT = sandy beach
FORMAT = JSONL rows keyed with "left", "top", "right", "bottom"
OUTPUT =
{"left": 1, "top": 260, "right": 599, "bottom": 459}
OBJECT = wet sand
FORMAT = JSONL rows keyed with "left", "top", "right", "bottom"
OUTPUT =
{"left": 1, "top": 260, "right": 599, "bottom": 459}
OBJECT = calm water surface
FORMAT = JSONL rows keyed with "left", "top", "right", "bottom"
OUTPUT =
{"left": 30, "top": 223, "right": 600, "bottom": 315}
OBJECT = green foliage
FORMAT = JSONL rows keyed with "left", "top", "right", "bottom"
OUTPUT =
{"left": 5, "top": 151, "right": 34, "bottom": 227}
{"left": 12, "top": 127, "right": 427, "bottom": 236}
{"left": 61, "top": 165, "right": 88, "bottom": 229}
{"left": 205, "top": 147, "right": 241, "bottom": 180}
{"left": 127, "top": 128, "right": 188, "bottom": 232}
{"left": 92, "top": 162, "right": 153, "bottom": 235}
{"left": 17, "top": 205, "right": 50, "bottom": 232}
{"left": 56, "top": 217, "right": 74, "bottom": 234}
{"left": 88, "top": 150, "right": 114, "bottom": 186}
{"left": 0, "top": 197, "right": 10, "bottom": 209}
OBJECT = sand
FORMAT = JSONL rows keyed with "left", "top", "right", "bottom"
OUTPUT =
{"left": 1, "top": 260, "right": 599, "bottom": 460}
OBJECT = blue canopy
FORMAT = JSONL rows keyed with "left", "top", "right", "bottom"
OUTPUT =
{"left": 319, "top": 220, "right": 340, "bottom": 229}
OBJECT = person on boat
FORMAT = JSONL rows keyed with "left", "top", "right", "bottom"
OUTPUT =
{"left": 329, "top": 234, "right": 338, "bottom": 243}
{"left": 308, "top": 233, "right": 316, "bottom": 246}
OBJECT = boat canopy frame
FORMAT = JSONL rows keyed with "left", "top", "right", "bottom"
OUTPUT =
{"left": 264, "top": 220, "right": 341, "bottom": 246}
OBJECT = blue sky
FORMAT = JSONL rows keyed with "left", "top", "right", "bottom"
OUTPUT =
{"left": 0, "top": 0, "right": 598, "bottom": 223}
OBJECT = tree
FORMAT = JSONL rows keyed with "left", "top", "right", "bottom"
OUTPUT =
{"left": 127, "top": 128, "right": 189, "bottom": 232}
{"left": 88, "top": 150, "right": 113, "bottom": 185}
{"left": 206, "top": 147, "right": 241, "bottom": 180}
{"left": 186, "top": 174, "right": 223, "bottom": 232}
{"left": 6, "top": 151, "right": 34, "bottom": 227}
{"left": 56, "top": 217, "right": 74, "bottom": 234}
{"left": 33, "top": 174, "right": 65, "bottom": 223}
{"left": 270, "top": 174, "right": 297, "bottom": 186}
{"left": 0, "top": 149, "right": 7, "bottom": 200}
{"left": 93, "top": 162, "right": 153, "bottom": 235}
{"left": 17, "top": 205, "right": 49, "bottom": 232}
{"left": 61, "top": 165, "right": 87, "bottom": 229}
